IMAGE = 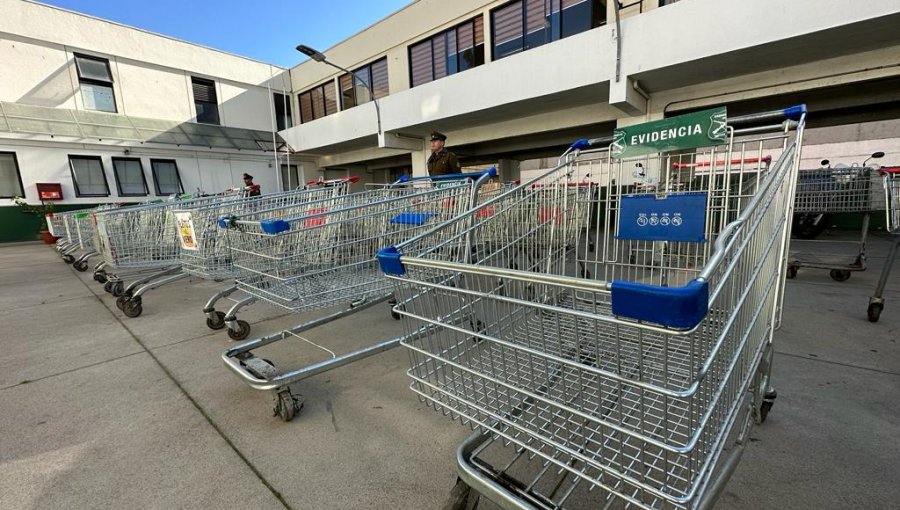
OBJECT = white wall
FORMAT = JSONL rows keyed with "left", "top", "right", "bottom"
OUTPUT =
{"left": 0, "top": 141, "right": 280, "bottom": 206}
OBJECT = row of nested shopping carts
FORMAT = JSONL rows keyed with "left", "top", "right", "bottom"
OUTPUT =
{"left": 44, "top": 104, "right": 898, "bottom": 508}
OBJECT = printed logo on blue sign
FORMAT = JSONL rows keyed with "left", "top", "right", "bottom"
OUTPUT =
{"left": 618, "top": 192, "right": 707, "bottom": 242}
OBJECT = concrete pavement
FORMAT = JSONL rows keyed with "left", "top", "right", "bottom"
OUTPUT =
{"left": 0, "top": 232, "right": 898, "bottom": 509}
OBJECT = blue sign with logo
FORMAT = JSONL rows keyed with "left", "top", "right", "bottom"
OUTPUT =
{"left": 618, "top": 192, "right": 707, "bottom": 242}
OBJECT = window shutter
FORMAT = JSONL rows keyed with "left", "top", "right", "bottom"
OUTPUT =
{"left": 493, "top": 2, "right": 524, "bottom": 44}
{"left": 323, "top": 83, "right": 339, "bottom": 115}
{"left": 410, "top": 41, "right": 433, "bottom": 87}
{"left": 370, "top": 59, "right": 389, "bottom": 99}
{"left": 191, "top": 78, "right": 217, "bottom": 103}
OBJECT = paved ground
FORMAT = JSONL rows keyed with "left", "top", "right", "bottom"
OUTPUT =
{"left": 1, "top": 233, "right": 898, "bottom": 509}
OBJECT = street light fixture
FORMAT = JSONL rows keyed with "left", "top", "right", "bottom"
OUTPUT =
{"left": 296, "top": 44, "right": 382, "bottom": 135}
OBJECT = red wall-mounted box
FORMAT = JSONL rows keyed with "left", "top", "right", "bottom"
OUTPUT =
{"left": 36, "top": 183, "right": 63, "bottom": 200}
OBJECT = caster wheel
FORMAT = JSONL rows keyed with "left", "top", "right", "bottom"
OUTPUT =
{"left": 62, "top": 254, "right": 75, "bottom": 264}
{"left": 227, "top": 320, "right": 251, "bottom": 341}
{"left": 206, "top": 311, "right": 227, "bottom": 330}
{"left": 116, "top": 296, "right": 128, "bottom": 311}
{"left": 111, "top": 282, "right": 125, "bottom": 297}
{"left": 104, "top": 281, "right": 114, "bottom": 293}
{"left": 122, "top": 298, "right": 143, "bottom": 318}
{"left": 73, "top": 260, "right": 88, "bottom": 272}
{"left": 391, "top": 309, "right": 401, "bottom": 320}
{"left": 756, "top": 390, "right": 777, "bottom": 424}
{"left": 274, "top": 390, "right": 302, "bottom": 422}
{"left": 786, "top": 265, "right": 798, "bottom": 279}
{"left": 867, "top": 302, "right": 883, "bottom": 323}
{"left": 829, "top": 269, "right": 851, "bottom": 282}
{"left": 445, "top": 479, "right": 477, "bottom": 510}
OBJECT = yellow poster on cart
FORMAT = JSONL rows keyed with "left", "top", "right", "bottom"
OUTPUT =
{"left": 174, "top": 212, "right": 198, "bottom": 250}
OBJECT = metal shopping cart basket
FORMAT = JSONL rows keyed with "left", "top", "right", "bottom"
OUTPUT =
{"left": 787, "top": 162, "right": 885, "bottom": 281}
{"left": 866, "top": 166, "right": 900, "bottom": 322}
{"left": 92, "top": 191, "right": 246, "bottom": 317}
{"left": 378, "top": 105, "right": 806, "bottom": 509}
{"left": 170, "top": 178, "right": 357, "bottom": 338}
{"left": 219, "top": 170, "right": 497, "bottom": 421}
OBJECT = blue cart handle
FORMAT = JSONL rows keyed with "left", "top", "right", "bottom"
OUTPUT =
{"left": 393, "top": 167, "right": 497, "bottom": 185}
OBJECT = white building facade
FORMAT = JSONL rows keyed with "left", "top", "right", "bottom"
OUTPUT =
{"left": 0, "top": 0, "right": 294, "bottom": 241}
{"left": 281, "top": 0, "right": 900, "bottom": 189}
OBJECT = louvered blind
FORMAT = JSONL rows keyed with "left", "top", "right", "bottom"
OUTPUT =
{"left": 191, "top": 78, "right": 217, "bottom": 103}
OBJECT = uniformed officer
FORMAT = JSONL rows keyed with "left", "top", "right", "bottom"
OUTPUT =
{"left": 427, "top": 131, "right": 460, "bottom": 176}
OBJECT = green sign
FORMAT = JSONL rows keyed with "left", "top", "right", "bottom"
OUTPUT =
{"left": 610, "top": 107, "right": 728, "bottom": 159}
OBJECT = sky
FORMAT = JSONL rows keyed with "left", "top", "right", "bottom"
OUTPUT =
{"left": 39, "top": 0, "right": 413, "bottom": 68}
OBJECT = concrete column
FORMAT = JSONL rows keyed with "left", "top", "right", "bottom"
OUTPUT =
{"left": 411, "top": 149, "right": 428, "bottom": 177}
{"left": 497, "top": 159, "right": 521, "bottom": 182}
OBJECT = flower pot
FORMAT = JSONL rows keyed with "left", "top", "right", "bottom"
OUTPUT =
{"left": 38, "top": 230, "right": 59, "bottom": 244}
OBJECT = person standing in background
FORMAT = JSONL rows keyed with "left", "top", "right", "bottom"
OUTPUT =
{"left": 427, "top": 131, "right": 460, "bottom": 176}
{"left": 242, "top": 173, "right": 261, "bottom": 196}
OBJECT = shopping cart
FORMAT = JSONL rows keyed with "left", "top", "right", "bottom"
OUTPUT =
{"left": 171, "top": 178, "right": 357, "bottom": 337}
{"left": 47, "top": 208, "right": 91, "bottom": 262}
{"left": 219, "top": 169, "right": 497, "bottom": 421}
{"left": 867, "top": 166, "right": 900, "bottom": 322}
{"left": 92, "top": 191, "right": 246, "bottom": 318}
{"left": 379, "top": 106, "right": 806, "bottom": 509}
{"left": 787, "top": 158, "right": 885, "bottom": 281}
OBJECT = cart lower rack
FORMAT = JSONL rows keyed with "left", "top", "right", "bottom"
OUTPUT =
{"left": 788, "top": 164, "right": 885, "bottom": 281}
{"left": 219, "top": 170, "right": 497, "bottom": 421}
{"left": 379, "top": 106, "right": 806, "bottom": 509}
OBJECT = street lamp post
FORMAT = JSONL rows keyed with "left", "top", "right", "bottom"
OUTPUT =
{"left": 296, "top": 44, "right": 382, "bottom": 136}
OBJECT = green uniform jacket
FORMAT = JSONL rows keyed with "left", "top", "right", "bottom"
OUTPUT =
{"left": 427, "top": 149, "right": 460, "bottom": 176}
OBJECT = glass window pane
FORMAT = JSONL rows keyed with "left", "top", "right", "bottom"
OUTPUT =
{"left": 274, "top": 93, "right": 292, "bottom": 130}
{"left": 446, "top": 30, "right": 458, "bottom": 75}
{"left": 323, "top": 83, "right": 339, "bottom": 115}
{"left": 409, "top": 41, "right": 433, "bottom": 87}
{"left": 339, "top": 74, "right": 355, "bottom": 109}
{"left": 113, "top": 159, "right": 147, "bottom": 195}
{"left": 280, "top": 164, "right": 300, "bottom": 190}
{"left": 370, "top": 59, "right": 389, "bottom": 99}
{"left": 353, "top": 67, "right": 371, "bottom": 105}
{"left": 75, "top": 55, "right": 112, "bottom": 82}
{"left": 152, "top": 161, "right": 183, "bottom": 195}
{"left": 82, "top": 83, "right": 116, "bottom": 112}
{"left": 492, "top": 1, "right": 525, "bottom": 59}
{"left": 0, "top": 154, "right": 23, "bottom": 197}
{"left": 300, "top": 92, "right": 314, "bottom": 123}
{"left": 195, "top": 101, "right": 220, "bottom": 124}
{"left": 310, "top": 87, "right": 325, "bottom": 118}
{"left": 560, "top": 0, "right": 593, "bottom": 38}
{"left": 71, "top": 157, "right": 108, "bottom": 196}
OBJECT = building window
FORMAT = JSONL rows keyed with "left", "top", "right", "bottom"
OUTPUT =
{"left": 191, "top": 77, "right": 220, "bottom": 125}
{"left": 340, "top": 58, "right": 389, "bottom": 109}
{"left": 281, "top": 164, "right": 301, "bottom": 190}
{"left": 150, "top": 159, "right": 184, "bottom": 195}
{"left": 659, "top": 0, "right": 681, "bottom": 5}
{"left": 74, "top": 53, "right": 116, "bottom": 113}
{"left": 491, "top": 0, "right": 606, "bottom": 60}
{"left": 298, "top": 82, "right": 338, "bottom": 123}
{"left": 0, "top": 152, "right": 24, "bottom": 198}
{"left": 69, "top": 156, "right": 110, "bottom": 197}
{"left": 274, "top": 93, "right": 293, "bottom": 131}
{"left": 112, "top": 157, "right": 148, "bottom": 196}
{"left": 409, "top": 17, "right": 485, "bottom": 88}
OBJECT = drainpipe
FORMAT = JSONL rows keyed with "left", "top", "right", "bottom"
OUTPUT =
{"left": 614, "top": 0, "right": 622, "bottom": 83}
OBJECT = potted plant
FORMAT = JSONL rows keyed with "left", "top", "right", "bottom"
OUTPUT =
{"left": 13, "top": 196, "right": 57, "bottom": 244}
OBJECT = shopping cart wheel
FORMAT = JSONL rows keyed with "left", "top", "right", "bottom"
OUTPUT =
{"left": 227, "top": 320, "right": 251, "bottom": 341}
{"left": 94, "top": 271, "right": 108, "bottom": 284}
{"left": 829, "top": 269, "right": 851, "bottom": 282}
{"left": 757, "top": 390, "right": 777, "bottom": 424}
{"left": 73, "top": 260, "right": 88, "bottom": 272}
{"left": 444, "top": 479, "right": 477, "bottom": 510}
{"left": 122, "top": 298, "right": 143, "bottom": 318}
{"left": 116, "top": 295, "right": 128, "bottom": 311}
{"left": 867, "top": 302, "right": 883, "bottom": 323}
{"left": 104, "top": 281, "right": 114, "bottom": 294}
{"left": 274, "top": 389, "right": 302, "bottom": 422}
{"left": 62, "top": 254, "right": 75, "bottom": 264}
{"left": 786, "top": 265, "right": 798, "bottom": 279}
{"left": 206, "top": 311, "right": 227, "bottom": 330}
